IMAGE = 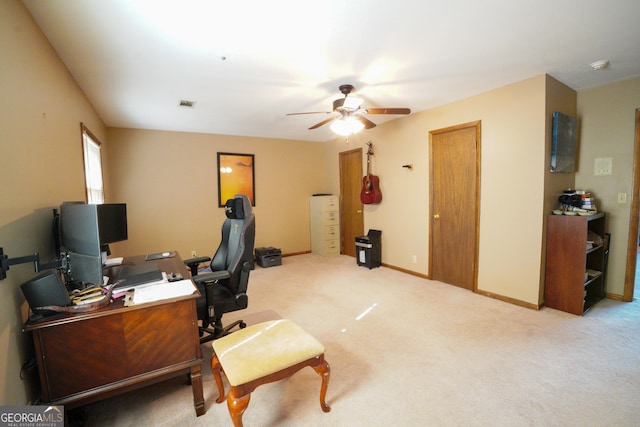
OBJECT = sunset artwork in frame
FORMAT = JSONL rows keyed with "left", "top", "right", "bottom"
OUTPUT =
{"left": 217, "top": 153, "right": 255, "bottom": 207}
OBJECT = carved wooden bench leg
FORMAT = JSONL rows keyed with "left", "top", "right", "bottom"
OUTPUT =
{"left": 313, "top": 359, "right": 331, "bottom": 413}
{"left": 227, "top": 389, "right": 251, "bottom": 427}
{"left": 211, "top": 354, "right": 226, "bottom": 404}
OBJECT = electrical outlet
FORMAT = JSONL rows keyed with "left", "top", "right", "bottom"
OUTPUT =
{"left": 191, "top": 250, "right": 197, "bottom": 257}
{"left": 412, "top": 255, "right": 417, "bottom": 264}
{"left": 618, "top": 193, "right": 627, "bottom": 204}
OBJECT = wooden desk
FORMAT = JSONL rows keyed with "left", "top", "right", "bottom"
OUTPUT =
{"left": 23, "top": 253, "right": 205, "bottom": 416}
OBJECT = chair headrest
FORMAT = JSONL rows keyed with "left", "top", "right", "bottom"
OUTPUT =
{"left": 225, "top": 194, "right": 252, "bottom": 219}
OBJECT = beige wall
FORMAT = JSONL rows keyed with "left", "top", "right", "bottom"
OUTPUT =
{"left": 577, "top": 77, "right": 640, "bottom": 297}
{"left": 105, "top": 128, "right": 328, "bottom": 259}
{"left": 542, "top": 76, "right": 578, "bottom": 302}
{"left": 326, "top": 75, "right": 555, "bottom": 306}
{"left": 544, "top": 76, "right": 577, "bottom": 211}
{"left": 0, "top": 0, "right": 106, "bottom": 405}
{"left": 324, "top": 76, "right": 639, "bottom": 304}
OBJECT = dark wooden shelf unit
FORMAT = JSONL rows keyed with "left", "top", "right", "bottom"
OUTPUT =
{"left": 544, "top": 212, "right": 607, "bottom": 315}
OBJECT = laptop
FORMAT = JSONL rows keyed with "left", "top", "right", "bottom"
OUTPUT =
{"left": 113, "top": 263, "right": 163, "bottom": 290}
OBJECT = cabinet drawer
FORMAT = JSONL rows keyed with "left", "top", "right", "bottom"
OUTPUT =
{"left": 323, "top": 210, "right": 339, "bottom": 225}
{"left": 325, "top": 225, "right": 339, "bottom": 239}
{"left": 321, "top": 196, "right": 339, "bottom": 210}
{"left": 324, "top": 239, "right": 339, "bottom": 254}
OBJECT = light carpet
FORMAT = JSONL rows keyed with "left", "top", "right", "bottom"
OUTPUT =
{"left": 79, "top": 254, "right": 640, "bottom": 426}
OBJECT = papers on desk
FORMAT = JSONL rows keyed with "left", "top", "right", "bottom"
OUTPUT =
{"left": 123, "top": 280, "right": 196, "bottom": 306}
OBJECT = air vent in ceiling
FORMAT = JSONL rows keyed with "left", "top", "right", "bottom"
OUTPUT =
{"left": 179, "top": 100, "right": 196, "bottom": 108}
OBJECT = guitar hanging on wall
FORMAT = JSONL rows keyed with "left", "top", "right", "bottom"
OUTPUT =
{"left": 360, "top": 142, "right": 382, "bottom": 205}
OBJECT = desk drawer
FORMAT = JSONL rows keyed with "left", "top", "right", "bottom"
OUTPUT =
{"left": 34, "top": 300, "right": 199, "bottom": 401}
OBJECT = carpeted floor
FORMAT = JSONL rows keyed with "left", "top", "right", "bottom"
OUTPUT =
{"left": 77, "top": 253, "right": 640, "bottom": 426}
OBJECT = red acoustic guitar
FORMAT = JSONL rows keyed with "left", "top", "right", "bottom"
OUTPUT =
{"left": 360, "top": 142, "right": 382, "bottom": 204}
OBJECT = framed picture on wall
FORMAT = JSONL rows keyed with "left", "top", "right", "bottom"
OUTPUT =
{"left": 550, "top": 112, "right": 578, "bottom": 173}
{"left": 217, "top": 152, "right": 255, "bottom": 207}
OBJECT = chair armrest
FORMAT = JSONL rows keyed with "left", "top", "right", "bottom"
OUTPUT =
{"left": 192, "top": 270, "right": 230, "bottom": 286}
{"left": 184, "top": 256, "right": 212, "bottom": 277}
{"left": 184, "top": 256, "right": 212, "bottom": 266}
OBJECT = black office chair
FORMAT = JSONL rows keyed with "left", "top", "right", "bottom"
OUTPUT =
{"left": 184, "top": 194, "right": 255, "bottom": 342}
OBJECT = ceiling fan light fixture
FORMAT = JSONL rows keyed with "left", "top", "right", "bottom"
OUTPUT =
{"left": 330, "top": 116, "right": 364, "bottom": 136}
{"left": 343, "top": 96, "right": 362, "bottom": 110}
{"left": 288, "top": 84, "right": 410, "bottom": 133}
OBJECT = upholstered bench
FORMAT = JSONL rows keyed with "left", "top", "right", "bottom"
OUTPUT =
{"left": 211, "top": 319, "right": 331, "bottom": 427}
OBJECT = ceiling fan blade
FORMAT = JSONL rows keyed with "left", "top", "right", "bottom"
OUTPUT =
{"left": 355, "top": 115, "right": 377, "bottom": 129}
{"left": 365, "top": 107, "right": 411, "bottom": 115}
{"left": 286, "top": 111, "right": 332, "bottom": 116}
{"left": 308, "top": 116, "right": 337, "bottom": 130}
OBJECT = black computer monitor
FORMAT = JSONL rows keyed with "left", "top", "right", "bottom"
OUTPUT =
{"left": 97, "top": 203, "right": 128, "bottom": 245}
{"left": 59, "top": 202, "right": 127, "bottom": 286}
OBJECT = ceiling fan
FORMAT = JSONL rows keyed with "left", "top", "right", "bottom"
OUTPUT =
{"left": 287, "top": 84, "right": 411, "bottom": 135}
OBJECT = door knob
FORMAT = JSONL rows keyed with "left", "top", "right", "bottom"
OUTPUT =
{"left": 433, "top": 214, "right": 440, "bottom": 219}
{"left": 357, "top": 210, "right": 363, "bottom": 214}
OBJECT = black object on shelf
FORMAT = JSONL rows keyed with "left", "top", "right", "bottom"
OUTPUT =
{"left": 356, "top": 229, "right": 382, "bottom": 269}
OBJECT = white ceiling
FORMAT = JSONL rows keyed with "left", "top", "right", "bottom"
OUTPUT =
{"left": 22, "top": 0, "right": 640, "bottom": 142}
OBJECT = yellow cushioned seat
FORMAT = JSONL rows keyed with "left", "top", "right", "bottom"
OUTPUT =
{"left": 210, "top": 318, "right": 331, "bottom": 427}
{"left": 213, "top": 319, "right": 325, "bottom": 386}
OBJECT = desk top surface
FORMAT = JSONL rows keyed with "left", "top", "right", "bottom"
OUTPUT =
{"left": 24, "top": 251, "right": 197, "bottom": 331}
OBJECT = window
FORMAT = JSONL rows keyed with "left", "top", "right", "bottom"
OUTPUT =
{"left": 81, "top": 123, "right": 104, "bottom": 204}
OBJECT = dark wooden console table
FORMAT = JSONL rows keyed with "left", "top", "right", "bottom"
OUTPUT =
{"left": 23, "top": 252, "right": 205, "bottom": 416}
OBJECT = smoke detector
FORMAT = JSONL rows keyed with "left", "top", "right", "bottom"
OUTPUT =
{"left": 589, "top": 60, "right": 610, "bottom": 71}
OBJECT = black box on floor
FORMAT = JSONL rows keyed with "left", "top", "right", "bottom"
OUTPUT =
{"left": 255, "top": 247, "right": 282, "bottom": 268}
{"left": 356, "top": 229, "right": 382, "bottom": 269}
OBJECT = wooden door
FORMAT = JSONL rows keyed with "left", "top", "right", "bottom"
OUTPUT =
{"left": 429, "top": 121, "right": 480, "bottom": 290}
{"left": 339, "top": 148, "right": 364, "bottom": 256}
{"left": 623, "top": 108, "right": 640, "bottom": 301}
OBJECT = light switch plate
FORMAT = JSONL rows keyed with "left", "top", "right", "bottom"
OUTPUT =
{"left": 594, "top": 157, "right": 612, "bottom": 176}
